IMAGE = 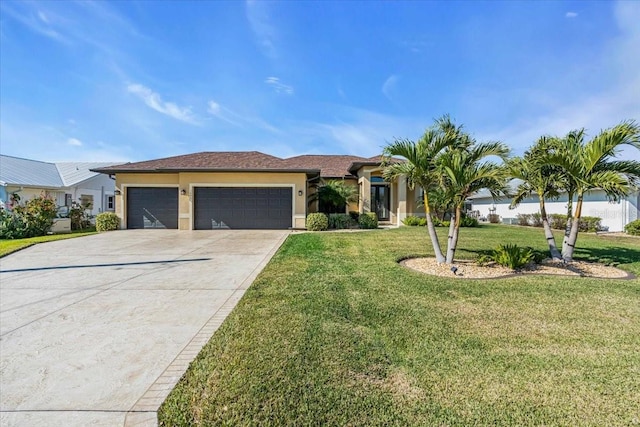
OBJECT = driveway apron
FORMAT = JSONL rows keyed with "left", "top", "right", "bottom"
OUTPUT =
{"left": 0, "top": 230, "right": 288, "bottom": 427}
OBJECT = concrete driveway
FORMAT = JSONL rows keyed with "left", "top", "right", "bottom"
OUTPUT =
{"left": 0, "top": 230, "right": 288, "bottom": 427}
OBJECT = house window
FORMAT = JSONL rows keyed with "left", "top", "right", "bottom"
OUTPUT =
{"left": 106, "top": 195, "right": 114, "bottom": 211}
{"left": 80, "top": 194, "right": 94, "bottom": 210}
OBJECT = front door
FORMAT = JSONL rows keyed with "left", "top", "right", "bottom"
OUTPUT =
{"left": 371, "top": 185, "right": 390, "bottom": 221}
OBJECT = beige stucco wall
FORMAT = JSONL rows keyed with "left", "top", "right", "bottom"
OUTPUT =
{"left": 115, "top": 172, "right": 307, "bottom": 230}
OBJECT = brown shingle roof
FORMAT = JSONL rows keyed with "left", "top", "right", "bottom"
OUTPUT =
{"left": 283, "top": 155, "right": 370, "bottom": 178}
{"left": 93, "top": 151, "right": 317, "bottom": 173}
{"left": 93, "top": 151, "right": 388, "bottom": 177}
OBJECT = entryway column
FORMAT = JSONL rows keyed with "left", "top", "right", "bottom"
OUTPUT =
{"left": 359, "top": 171, "right": 371, "bottom": 213}
{"left": 396, "top": 175, "right": 407, "bottom": 226}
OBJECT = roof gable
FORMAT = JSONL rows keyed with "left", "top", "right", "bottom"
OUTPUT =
{"left": 56, "top": 162, "right": 118, "bottom": 186}
{"left": 283, "top": 154, "right": 370, "bottom": 178}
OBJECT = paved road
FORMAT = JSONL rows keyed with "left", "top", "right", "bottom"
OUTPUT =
{"left": 0, "top": 230, "right": 288, "bottom": 427}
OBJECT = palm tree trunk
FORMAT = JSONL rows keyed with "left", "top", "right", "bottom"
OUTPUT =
{"left": 539, "top": 199, "right": 561, "bottom": 260}
{"left": 424, "top": 194, "right": 445, "bottom": 263}
{"left": 445, "top": 206, "right": 462, "bottom": 264}
{"left": 562, "top": 196, "right": 582, "bottom": 262}
{"left": 562, "top": 192, "right": 574, "bottom": 255}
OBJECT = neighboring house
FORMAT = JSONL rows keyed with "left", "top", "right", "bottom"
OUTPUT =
{"left": 93, "top": 151, "right": 425, "bottom": 230}
{"left": 468, "top": 182, "right": 640, "bottom": 232}
{"left": 0, "top": 155, "right": 117, "bottom": 215}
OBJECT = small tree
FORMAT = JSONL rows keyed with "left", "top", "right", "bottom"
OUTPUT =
{"left": 438, "top": 141, "right": 510, "bottom": 263}
{"left": 508, "top": 136, "right": 563, "bottom": 260}
{"left": 310, "top": 180, "right": 358, "bottom": 214}
{"left": 383, "top": 115, "right": 471, "bottom": 263}
{"left": 548, "top": 121, "right": 640, "bottom": 261}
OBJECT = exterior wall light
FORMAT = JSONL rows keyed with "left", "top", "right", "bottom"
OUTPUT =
{"left": 114, "top": 189, "right": 121, "bottom": 196}
{"left": 181, "top": 189, "right": 187, "bottom": 196}
{"left": 298, "top": 190, "right": 303, "bottom": 196}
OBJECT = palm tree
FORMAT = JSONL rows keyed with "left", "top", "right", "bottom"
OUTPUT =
{"left": 508, "top": 136, "right": 563, "bottom": 260}
{"left": 309, "top": 180, "right": 358, "bottom": 214}
{"left": 548, "top": 121, "right": 640, "bottom": 261}
{"left": 438, "top": 141, "right": 510, "bottom": 264}
{"left": 383, "top": 115, "right": 470, "bottom": 263}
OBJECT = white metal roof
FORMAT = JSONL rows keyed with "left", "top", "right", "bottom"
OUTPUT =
{"left": 0, "top": 155, "right": 63, "bottom": 188}
{"left": 0, "top": 155, "right": 116, "bottom": 188}
{"left": 55, "top": 162, "right": 116, "bottom": 186}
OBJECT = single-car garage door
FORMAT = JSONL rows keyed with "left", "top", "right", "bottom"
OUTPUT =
{"left": 127, "top": 187, "right": 178, "bottom": 229}
{"left": 194, "top": 187, "right": 292, "bottom": 230}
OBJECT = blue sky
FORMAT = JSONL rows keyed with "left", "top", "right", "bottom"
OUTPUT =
{"left": 1, "top": 0, "right": 638, "bottom": 163}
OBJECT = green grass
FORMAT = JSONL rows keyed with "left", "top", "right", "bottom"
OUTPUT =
{"left": 159, "top": 224, "right": 640, "bottom": 426}
{"left": 0, "top": 230, "right": 98, "bottom": 257}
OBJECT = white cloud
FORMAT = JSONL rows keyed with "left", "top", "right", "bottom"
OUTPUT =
{"left": 127, "top": 83, "right": 198, "bottom": 124}
{"left": 67, "top": 138, "right": 82, "bottom": 146}
{"left": 246, "top": 0, "right": 277, "bottom": 58}
{"left": 1, "top": 3, "right": 66, "bottom": 42}
{"left": 37, "top": 10, "right": 49, "bottom": 24}
{"left": 206, "top": 99, "right": 280, "bottom": 132}
{"left": 565, "top": 11, "right": 578, "bottom": 18}
{"left": 289, "top": 106, "right": 426, "bottom": 157}
{"left": 382, "top": 74, "right": 399, "bottom": 100}
{"left": 207, "top": 100, "right": 221, "bottom": 115}
{"left": 265, "top": 77, "right": 294, "bottom": 95}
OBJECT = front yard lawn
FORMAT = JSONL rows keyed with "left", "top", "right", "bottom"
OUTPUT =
{"left": 0, "top": 230, "right": 97, "bottom": 257}
{"left": 160, "top": 224, "right": 640, "bottom": 426}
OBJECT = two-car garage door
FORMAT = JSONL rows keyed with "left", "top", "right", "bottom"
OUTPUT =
{"left": 126, "top": 187, "right": 292, "bottom": 230}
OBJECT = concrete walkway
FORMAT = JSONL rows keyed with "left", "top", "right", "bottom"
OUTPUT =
{"left": 0, "top": 230, "right": 288, "bottom": 427}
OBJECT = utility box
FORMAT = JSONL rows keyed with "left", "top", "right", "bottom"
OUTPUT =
{"left": 50, "top": 218, "right": 72, "bottom": 234}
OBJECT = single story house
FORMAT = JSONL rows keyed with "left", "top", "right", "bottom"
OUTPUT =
{"left": 93, "top": 151, "right": 424, "bottom": 230}
{"left": 0, "top": 154, "right": 117, "bottom": 215}
{"left": 468, "top": 182, "right": 640, "bottom": 232}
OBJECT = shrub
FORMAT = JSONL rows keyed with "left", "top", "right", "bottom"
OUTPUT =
{"left": 548, "top": 214, "right": 602, "bottom": 232}
{"left": 625, "top": 219, "right": 640, "bottom": 236}
{"left": 0, "top": 209, "right": 29, "bottom": 239}
{"left": 475, "top": 254, "right": 493, "bottom": 266}
{"left": 549, "top": 214, "right": 567, "bottom": 230}
{"left": 359, "top": 212, "right": 378, "bottom": 229}
{"left": 460, "top": 217, "right": 479, "bottom": 227}
{"left": 328, "top": 213, "right": 352, "bottom": 229}
{"left": 348, "top": 211, "right": 360, "bottom": 222}
{"left": 517, "top": 213, "right": 532, "bottom": 226}
{"left": 492, "top": 244, "right": 534, "bottom": 270}
{"left": 531, "top": 213, "right": 543, "bottom": 227}
{"left": 488, "top": 213, "right": 500, "bottom": 224}
{"left": 441, "top": 220, "right": 451, "bottom": 227}
{"left": 306, "top": 213, "right": 328, "bottom": 231}
{"left": 578, "top": 216, "right": 602, "bottom": 232}
{"left": 0, "top": 194, "right": 58, "bottom": 239}
{"left": 402, "top": 215, "right": 427, "bottom": 226}
{"left": 96, "top": 212, "right": 120, "bottom": 232}
{"left": 432, "top": 217, "right": 444, "bottom": 227}
{"left": 68, "top": 201, "right": 92, "bottom": 230}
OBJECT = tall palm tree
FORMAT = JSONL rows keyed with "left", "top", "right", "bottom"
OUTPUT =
{"left": 439, "top": 141, "right": 510, "bottom": 264}
{"left": 383, "top": 115, "right": 470, "bottom": 263}
{"left": 548, "top": 121, "right": 640, "bottom": 261}
{"left": 508, "top": 136, "right": 563, "bottom": 260}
